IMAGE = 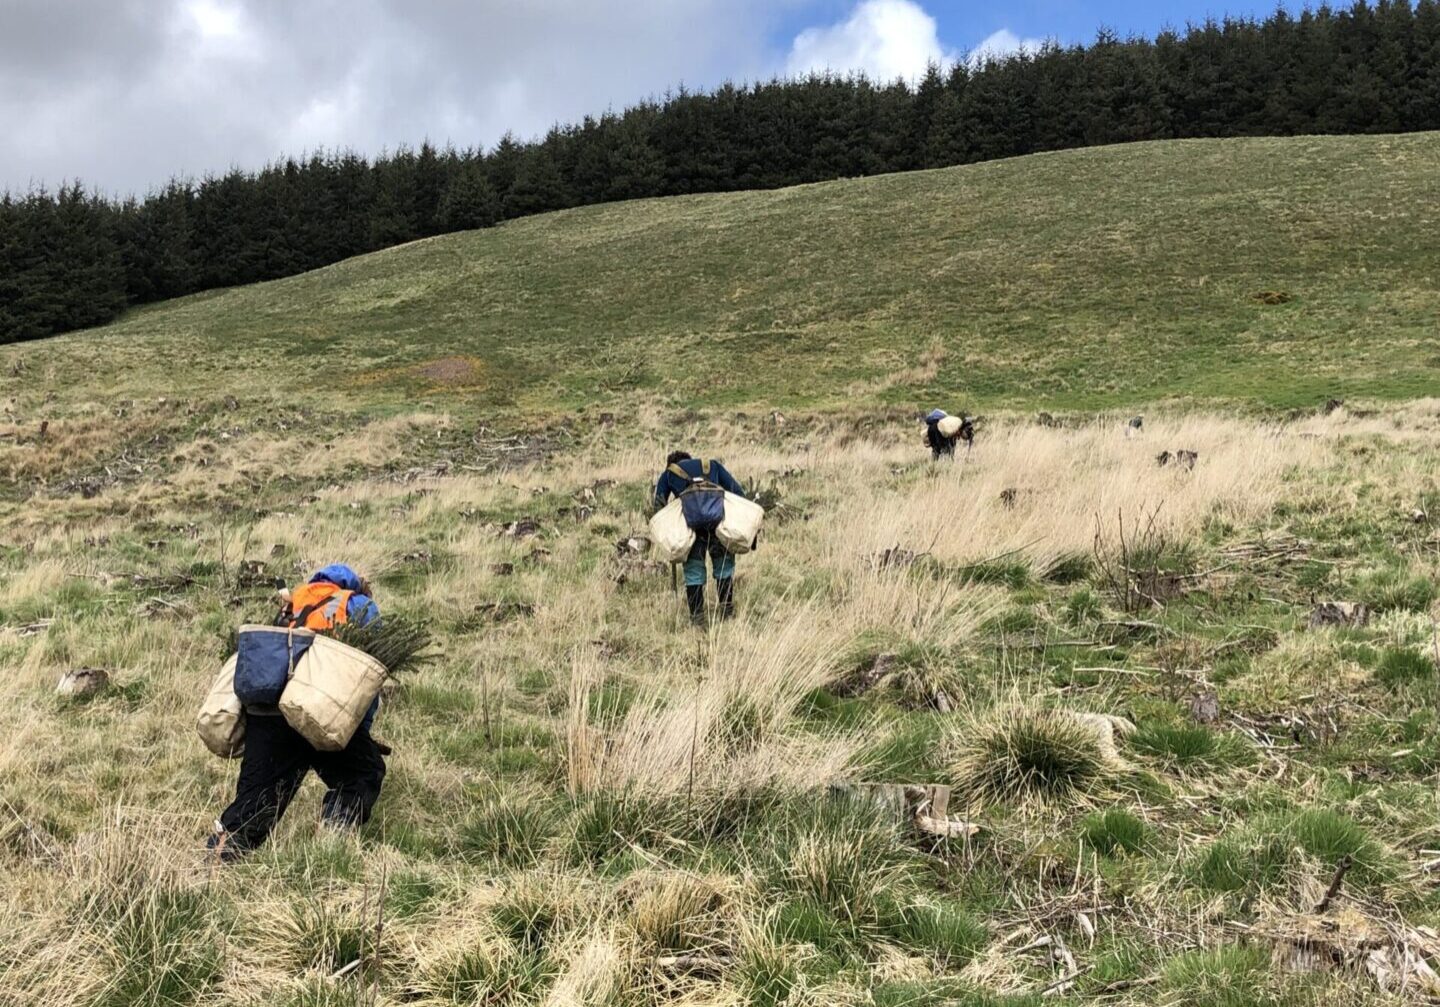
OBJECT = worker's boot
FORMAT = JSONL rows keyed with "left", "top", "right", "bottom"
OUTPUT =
{"left": 685, "top": 585, "right": 706, "bottom": 627}
{"left": 716, "top": 577, "right": 735, "bottom": 620}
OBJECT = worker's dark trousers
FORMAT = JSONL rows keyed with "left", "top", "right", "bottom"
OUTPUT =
{"left": 214, "top": 713, "right": 386, "bottom": 857}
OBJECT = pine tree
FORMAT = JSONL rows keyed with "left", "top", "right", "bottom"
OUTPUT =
{"left": 437, "top": 159, "right": 500, "bottom": 230}
{"left": 604, "top": 113, "right": 664, "bottom": 201}
{"left": 925, "top": 90, "right": 969, "bottom": 167}
{"left": 502, "top": 143, "right": 572, "bottom": 218}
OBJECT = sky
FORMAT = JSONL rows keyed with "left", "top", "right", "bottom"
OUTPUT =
{"left": 0, "top": 0, "right": 1301, "bottom": 197}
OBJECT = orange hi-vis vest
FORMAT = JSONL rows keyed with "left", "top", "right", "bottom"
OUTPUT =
{"left": 285, "top": 582, "right": 355, "bottom": 631}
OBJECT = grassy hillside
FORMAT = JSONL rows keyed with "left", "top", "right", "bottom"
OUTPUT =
{"left": 3, "top": 135, "right": 1440, "bottom": 1006}
{"left": 7, "top": 133, "right": 1440, "bottom": 415}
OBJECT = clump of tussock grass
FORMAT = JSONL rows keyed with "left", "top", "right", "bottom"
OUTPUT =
{"left": 408, "top": 922, "right": 557, "bottom": 1005}
{"left": 616, "top": 870, "right": 734, "bottom": 956}
{"left": 1062, "top": 586, "right": 1103, "bottom": 626}
{"left": 1042, "top": 551, "right": 1093, "bottom": 585}
{"left": 273, "top": 893, "right": 382, "bottom": 976}
{"left": 1132, "top": 722, "right": 1246, "bottom": 772}
{"left": 91, "top": 883, "right": 228, "bottom": 1007}
{"left": 948, "top": 703, "right": 1128, "bottom": 807}
{"left": 1160, "top": 944, "right": 1274, "bottom": 1007}
{"left": 754, "top": 794, "right": 920, "bottom": 959}
{"left": 1375, "top": 646, "right": 1437, "bottom": 684}
{"left": 1081, "top": 808, "right": 1150, "bottom": 856}
{"left": 1191, "top": 808, "right": 1395, "bottom": 896}
{"left": 734, "top": 917, "right": 804, "bottom": 1007}
{"left": 565, "top": 793, "right": 678, "bottom": 866}
{"left": 453, "top": 790, "right": 561, "bottom": 867}
{"left": 565, "top": 610, "right": 864, "bottom": 802}
{"left": 1352, "top": 566, "right": 1438, "bottom": 614}
{"left": 877, "top": 898, "right": 988, "bottom": 967}
{"left": 489, "top": 873, "right": 595, "bottom": 960}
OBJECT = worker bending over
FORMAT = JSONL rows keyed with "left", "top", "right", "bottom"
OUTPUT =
{"left": 654, "top": 451, "right": 747, "bottom": 625}
{"left": 208, "top": 564, "right": 386, "bottom": 862}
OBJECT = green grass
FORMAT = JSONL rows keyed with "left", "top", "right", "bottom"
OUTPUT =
{"left": 1081, "top": 809, "right": 1150, "bottom": 856}
{"left": 1160, "top": 945, "right": 1273, "bottom": 1007}
{"left": 9, "top": 134, "right": 1440, "bottom": 416}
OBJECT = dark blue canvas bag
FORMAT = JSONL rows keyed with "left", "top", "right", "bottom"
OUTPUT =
{"left": 233, "top": 625, "right": 316, "bottom": 706}
{"left": 670, "top": 460, "right": 726, "bottom": 531}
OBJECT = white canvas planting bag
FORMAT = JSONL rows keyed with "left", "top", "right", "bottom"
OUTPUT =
{"left": 648, "top": 497, "right": 696, "bottom": 562}
{"left": 279, "top": 633, "right": 388, "bottom": 751}
{"left": 716, "top": 493, "right": 765, "bottom": 555}
{"left": 196, "top": 654, "right": 246, "bottom": 758}
{"left": 937, "top": 415, "right": 964, "bottom": 438}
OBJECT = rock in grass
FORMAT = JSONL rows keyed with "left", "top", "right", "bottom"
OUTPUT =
{"left": 56, "top": 668, "right": 109, "bottom": 698}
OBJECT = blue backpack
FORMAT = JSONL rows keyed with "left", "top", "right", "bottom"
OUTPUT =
{"left": 670, "top": 460, "right": 726, "bottom": 532}
{"left": 233, "top": 626, "right": 316, "bottom": 706}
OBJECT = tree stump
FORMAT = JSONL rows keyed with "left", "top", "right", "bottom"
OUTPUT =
{"left": 1308, "top": 602, "right": 1370, "bottom": 629}
{"left": 56, "top": 668, "right": 109, "bottom": 698}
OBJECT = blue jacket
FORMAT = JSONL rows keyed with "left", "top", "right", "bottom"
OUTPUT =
{"left": 310, "top": 564, "right": 382, "bottom": 733}
{"left": 653, "top": 458, "right": 746, "bottom": 512}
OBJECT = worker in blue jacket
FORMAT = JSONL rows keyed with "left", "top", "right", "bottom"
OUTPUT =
{"left": 654, "top": 451, "right": 747, "bottom": 625}
{"left": 207, "top": 564, "right": 387, "bottom": 862}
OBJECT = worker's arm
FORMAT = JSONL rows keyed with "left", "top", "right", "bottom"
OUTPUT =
{"left": 652, "top": 473, "right": 672, "bottom": 512}
{"left": 712, "top": 461, "right": 746, "bottom": 498}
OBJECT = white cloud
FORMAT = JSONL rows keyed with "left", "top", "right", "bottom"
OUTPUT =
{"left": 0, "top": 0, "right": 799, "bottom": 196}
{"left": 183, "top": 0, "right": 245, "bottom": 42}
{"left": 786, "top": 0, "right": 953, "bottom": 82}
{"left": 0, "top": 0, "right": 1057, "bottom": 196}
{"left": 969, "top": 27, "right": 1047, "bottom": 66}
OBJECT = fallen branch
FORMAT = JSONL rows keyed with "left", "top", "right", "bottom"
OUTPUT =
{"left": 1314, "top": 854, "right": 1354, "bottom": 914}
{"left": 914, "top": 813, "right": 980, "bottom": 839}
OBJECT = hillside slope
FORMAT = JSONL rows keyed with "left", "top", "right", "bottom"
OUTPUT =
{"left": 11, "top": 133, "right": 1440, "bottom": 413}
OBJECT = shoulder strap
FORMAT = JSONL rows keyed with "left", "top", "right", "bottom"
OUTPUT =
{"left": 668, "top": 463, "right": 692, "bottom": 481}
{"left": 701, "top": 459, "right": 711, "bottom": 478}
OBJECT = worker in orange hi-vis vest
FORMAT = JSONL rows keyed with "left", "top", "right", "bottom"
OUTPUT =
{"left": 207, "top": 565, "right": 384, "bottom": 863}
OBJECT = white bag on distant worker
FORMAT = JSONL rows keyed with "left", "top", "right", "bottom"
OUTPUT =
{"left": 196, "top": 655, "right": 246, "bottom": 759}
{"left": 937, "top": 415, "right": 964, "bottom": 438}
{"left": 648, "top": 498, "right": 696, "bottom": 563}
{"left": 278, "top": 633, "right": 388, "bottom": 752}
{"left": 716, "top": 492, "right": 765, "bottom": 555}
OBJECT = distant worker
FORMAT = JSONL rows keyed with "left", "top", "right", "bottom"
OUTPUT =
{"left": 654, "top": 451, "right": 747, "bottom": 625}
{"left": 925, "top": 409, "right": 974, "bottom": 460}
{"left": 207, "top": 564, "right": 386, "bottom": 863}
